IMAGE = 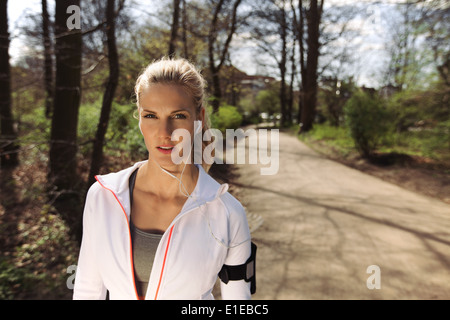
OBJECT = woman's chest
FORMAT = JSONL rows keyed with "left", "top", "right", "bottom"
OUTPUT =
{"left": 130, "top": 190, "right": 187, "bottom": 233}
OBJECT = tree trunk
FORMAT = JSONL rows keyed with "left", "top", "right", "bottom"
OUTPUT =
{"left": 294, "top": 0, "right": 306, "bottom": 128}
{"left": 300, "top": 0, "right": 322, "bottom": 132}
{"left": 87, "top": 0, "right": 120, "bottom": 187}
{"left": 288, "top": 37, "right": 296, "bottom": 125}
{"left": 278, "top": 1, "right": 288, "bottom": 127}
{"left": 0, "top": 0, "right": 19, "bottom": 168}
{"left": 48, "top": 0, "right": 82, "bottom": 237}
{"left": 208, "top": 0, "right": 225, "bottom": 113}
{"left": 211, "top": 67, "right": 222, "bottom": 113}
{"left": 168, "top": 0, "right": 181, "bottom": 57}
{"left": 42, "top": 0, "right": 54, "bottom": 119}
{"left": 181, "top": 0, "right": 189, "bottom": 59}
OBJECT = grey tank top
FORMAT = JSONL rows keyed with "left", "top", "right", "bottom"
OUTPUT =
{"left": 129, "top": 168, "right": 163, "bottom": 299}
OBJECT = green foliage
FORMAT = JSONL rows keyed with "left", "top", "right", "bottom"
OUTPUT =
{"left": 77, "top": 100, "right": 147, "bottom": 160}
{"left": 18, "top": 104, "right": 51, "bottom": 163}
{"left": 387, "top": 89, "right": 427, "bottom": 132}
{"left": 255, "top": 88, "right": 280, "bottom": 117}
{"left": 397, "top": 120, "right": 450, "bottom": 161}
{"left": 343, "top": 90, "right": 392, "bottom": 157}
{"left": 237, "top": 93, "right": 259, "bottom": 124}
{"left": 0, "top": 256, "right": 39, "bottom": 300}
{"left": 317, "top": 78, "right": 356, "bottom": 126}
{"left": 105, "top": 103, "right": 147, "bottom": 159}
{"left": 77, "top": 100, "right": 101, "bottom": 155}
{"left": 0, "top": 210, "right": 77, "bottom": 300}
{"left": 387, "top": 81, "right": 449, "bottom": 132}
{"left": 298, "top": 122, "right": 355, "bottom": 157}
{"left": 210, "top": 104, "right": 243, "bottom": 133}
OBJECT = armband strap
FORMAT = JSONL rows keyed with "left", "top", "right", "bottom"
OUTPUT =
{"left": 218, "top": 242, "right": 257, "bottom": 294}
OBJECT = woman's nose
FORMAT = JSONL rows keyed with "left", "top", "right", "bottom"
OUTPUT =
{"left": 158, "top": 120, "right": 173, "bottom": 138}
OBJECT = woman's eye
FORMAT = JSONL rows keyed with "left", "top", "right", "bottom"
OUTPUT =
{"left": 173, "top": 113, "right": 187, "bottom": 119}
{"left": 143, "top": 113, "right": 156, "bottom": 119}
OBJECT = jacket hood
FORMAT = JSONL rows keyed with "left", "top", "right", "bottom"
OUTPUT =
{"left": 94, "top": 161, "right": 229, "bottom": 215}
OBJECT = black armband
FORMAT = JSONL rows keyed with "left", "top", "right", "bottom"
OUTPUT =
{"left": 218, "top": 242, "right": 257, "bottom": 294}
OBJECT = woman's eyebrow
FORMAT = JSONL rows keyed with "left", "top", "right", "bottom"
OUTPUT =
{"left": 141, "top": 108, "right": 191, "bottom": 113}
{"left": 171, "top": 109, "right": 191, "bottom": 114}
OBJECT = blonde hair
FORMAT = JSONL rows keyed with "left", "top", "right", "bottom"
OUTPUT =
{"left": 134, "top": 57, "right": 213, "bottom": 172}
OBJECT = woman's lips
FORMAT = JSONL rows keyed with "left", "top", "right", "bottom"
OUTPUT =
{"left": 157, "top": 145, "right": 175, "bottom": 154}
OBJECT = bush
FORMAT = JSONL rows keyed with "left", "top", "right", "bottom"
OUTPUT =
{"left": 77, "top": 100, "right": 147, "bottom": 160}
{"left": 343, "top": 90, "right": 392, "bottom": 157}
{"left": 210, "top": 104, "right": 243, "bottom": 133}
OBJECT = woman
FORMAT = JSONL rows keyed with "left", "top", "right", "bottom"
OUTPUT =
{"left": 73, "top": 58, "right": 254, "bottom": 300}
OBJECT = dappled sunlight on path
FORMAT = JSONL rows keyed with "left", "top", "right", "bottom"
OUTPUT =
{"left": 233, "top": 129, "right": 450, "bottom": 299}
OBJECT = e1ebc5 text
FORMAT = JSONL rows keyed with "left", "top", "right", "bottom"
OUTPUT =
{"left": 226, "top": 304, "right": 269, "bottom": 315}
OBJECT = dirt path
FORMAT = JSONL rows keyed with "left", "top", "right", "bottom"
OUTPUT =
{"left": 231, "top": 129, "right": 450, "bottom": 300}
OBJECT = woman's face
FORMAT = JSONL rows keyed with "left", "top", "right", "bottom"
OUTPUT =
{"left": 139, "top": 84, "right": 204, "bottom": 168}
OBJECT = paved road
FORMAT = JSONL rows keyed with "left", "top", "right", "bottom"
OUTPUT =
{"left": 231, "top": 129, "right": 450, "bottom": 300}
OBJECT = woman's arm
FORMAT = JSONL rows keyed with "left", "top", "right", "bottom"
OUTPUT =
{"left": 220, "top": 241, "right": 252, "bottom": 300}
{"left": 219, "top": 193, "right": 253, "bottom": 300}
{"left": 73, "top": 183, "right": 107, "bottom": 300}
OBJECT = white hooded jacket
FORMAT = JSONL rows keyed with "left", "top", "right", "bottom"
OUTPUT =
{"left": 73, "top": 161, "right": 252, "bottom": 300}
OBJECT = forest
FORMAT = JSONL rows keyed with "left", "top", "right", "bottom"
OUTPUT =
{"left": 0, "top": 0, "right": 448, "bottom": 299}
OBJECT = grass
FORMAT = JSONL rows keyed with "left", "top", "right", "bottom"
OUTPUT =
{"left": 296, "top": 123, "right": 354, "bottom": 159}
{"left": 297, "top": 122, "right": 450, "bottom": 165}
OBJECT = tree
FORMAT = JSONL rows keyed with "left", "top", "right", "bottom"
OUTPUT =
{"left": 0, "top": 0, "right": 19, "bottom": 168}
{"left": 87, "top": 0, "right": 121, "bottom": 187}
{"left": 384, "top": 1, "right": 420, "bottom": 91}
{"left": 48, "top": 0, "right": 83, "bottom": 232}
{"left": 249, "top": 0, "right": 292, "bottom": 127}
{"left": 291, "top": 0, "right": 325, "bottom": 132}
{"left": 181, "top": 0, "right": 189, "bottom": 59}
{"left": 300, "top": 0, "right": 324, "bottom": 132}
{"left": 272, "top": 0, "right": 289, "bottom": 127}
{"left": 169, "top": 0, "right": 181, "bottom": 57}
{"left": 291, "top": 0, "right": 305, "bottom": 126}
{"left": 208, "top": 0, "right": 243, "bottom": 113}
{"left": 42, "top": 0, "right": 54, "bottom": 118}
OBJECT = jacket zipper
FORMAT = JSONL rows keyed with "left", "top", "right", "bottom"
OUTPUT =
{"left": 154, "top": 225, "right": 174, "bottom": 300}
{"left": 94, "top": 176, "right": 140, "bottom": 300}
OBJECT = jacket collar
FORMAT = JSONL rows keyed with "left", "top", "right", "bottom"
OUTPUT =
{"left": 94, "top": 160, "right": 229, "bottom": 214}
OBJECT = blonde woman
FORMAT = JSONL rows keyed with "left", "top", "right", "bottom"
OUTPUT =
{"left": 73, "top": 58, "right": 255, "bottom": 300}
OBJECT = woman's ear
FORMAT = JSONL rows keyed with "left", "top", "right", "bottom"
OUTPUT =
{"left": 198, "top": 107, "right": 205, "bottom": 129}
{"left": 194, "top": 120, "right": 202, "bottom": 135}
{"left": 138, "top": 115, "right": 143, "bottom": 135}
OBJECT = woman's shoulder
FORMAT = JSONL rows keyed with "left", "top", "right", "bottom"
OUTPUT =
{"left": 219, "top": 190, "right": 245, "bottom": 212}
{"left": 88, "top": 161, "right": 146, "bottom": 194}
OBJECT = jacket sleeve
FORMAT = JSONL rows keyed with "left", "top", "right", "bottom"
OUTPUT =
{"left": 73, "top": 183, "right": 107, "bottom": 300}
{"left": 219, "top": 193, "right": 252, "bottom": 300}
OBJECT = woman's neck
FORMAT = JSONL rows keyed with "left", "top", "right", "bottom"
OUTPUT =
{"left": 136, "top": 159, "right": 199, "bottom": 199}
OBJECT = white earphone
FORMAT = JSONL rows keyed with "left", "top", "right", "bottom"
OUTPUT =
{"left": 156, "top": 120, "right": 203, "bottom": 197}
